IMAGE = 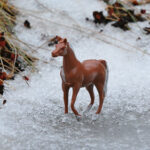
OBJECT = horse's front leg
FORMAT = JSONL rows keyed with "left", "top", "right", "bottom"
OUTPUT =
{"left": 62, "top": 82, "right": 70, "bottom": 114}
{"left": 71, "top": 83, "right": 81, "bottom": 116}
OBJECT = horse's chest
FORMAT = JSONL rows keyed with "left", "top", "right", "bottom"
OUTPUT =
{"left": 60, "top": 67, "right": 72, "bottom": 85}
{"left": 60, "top": 67, "right": 79, "bottom": 86}
{"left": 60, "top": 67, "right": 66, "bottom": 82}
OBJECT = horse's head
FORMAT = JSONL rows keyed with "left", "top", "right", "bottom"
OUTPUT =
{"left": 51, "top": 38, "right": 68, "bottom": 57}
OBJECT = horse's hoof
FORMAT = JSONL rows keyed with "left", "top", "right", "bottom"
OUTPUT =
{"left": 75, "top": 115, "right": 82, "bottom": 121}
{"left": 64, "top": 112, "right": 68, "bottom": 114}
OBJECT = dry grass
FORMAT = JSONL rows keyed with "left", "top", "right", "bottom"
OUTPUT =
{"left": 126, "top": 0, "right": 150, "bottom": 5}
{"left": 0, "top": 0, "right": 35, "bottom": 74}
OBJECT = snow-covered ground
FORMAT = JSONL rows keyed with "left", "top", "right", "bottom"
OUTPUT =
{"left": 0, "top": 0, "right": 150, "bottom": 149}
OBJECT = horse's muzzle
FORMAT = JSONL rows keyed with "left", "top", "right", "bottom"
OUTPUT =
{"left": 51, "top": 52, "right": 57, "bottom": 57}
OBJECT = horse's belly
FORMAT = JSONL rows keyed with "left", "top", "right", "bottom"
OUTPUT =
{"left": 82, "top": 72, "right": 98, "bottom": 86}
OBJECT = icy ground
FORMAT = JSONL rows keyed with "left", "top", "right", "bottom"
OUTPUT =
{"left": 0, "top": 0, "right": 150, "bottom": 149}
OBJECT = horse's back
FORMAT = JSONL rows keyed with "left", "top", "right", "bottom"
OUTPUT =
{"left": 82, "top": 59, "right": 107, "bottom": 70}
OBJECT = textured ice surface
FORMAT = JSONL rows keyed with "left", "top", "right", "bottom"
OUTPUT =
{"left": 0, "top": 0, "right": 150, "bottom": 150}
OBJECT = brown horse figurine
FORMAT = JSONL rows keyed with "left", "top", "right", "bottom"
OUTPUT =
{"left": 51, "top": 37, "right": 108, "bottom": 117}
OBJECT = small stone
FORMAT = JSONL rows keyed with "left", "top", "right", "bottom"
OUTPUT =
{"left": 3, "top": 100, "right": 7, "bottom": 105}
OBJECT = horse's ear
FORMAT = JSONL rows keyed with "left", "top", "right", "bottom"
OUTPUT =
{"left": 56, "top": 35, "right": 62, "bottom": 41}
{"left": 63, "top": 38, "right": 67, "bottom": 44}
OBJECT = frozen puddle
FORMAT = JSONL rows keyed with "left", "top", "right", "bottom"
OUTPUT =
{"left": 0, "top": 98, "right": 150, "bottom": 150}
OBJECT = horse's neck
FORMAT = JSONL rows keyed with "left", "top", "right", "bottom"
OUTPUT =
{"left": 63, "top": 46, "right": 80, "bottom": 73}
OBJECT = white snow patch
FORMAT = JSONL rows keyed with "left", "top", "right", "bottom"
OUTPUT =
{"left": 0, "top": 0, "right": 150, "bottom": 149}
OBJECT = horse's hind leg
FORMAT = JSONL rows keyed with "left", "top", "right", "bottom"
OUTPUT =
{"left": 84, "top": 84, "right": 94, "bottom": 113}
{"left": 95, "top": 83, "right": 105, "bottom": 114}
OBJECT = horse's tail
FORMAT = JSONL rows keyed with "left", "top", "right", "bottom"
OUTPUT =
{"left": 99, "top": 60, "right": 109, "bottom": 96}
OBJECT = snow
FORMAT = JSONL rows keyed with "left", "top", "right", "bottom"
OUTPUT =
{"left": 0, "top": 0, "right": 150, "bottom": 149}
